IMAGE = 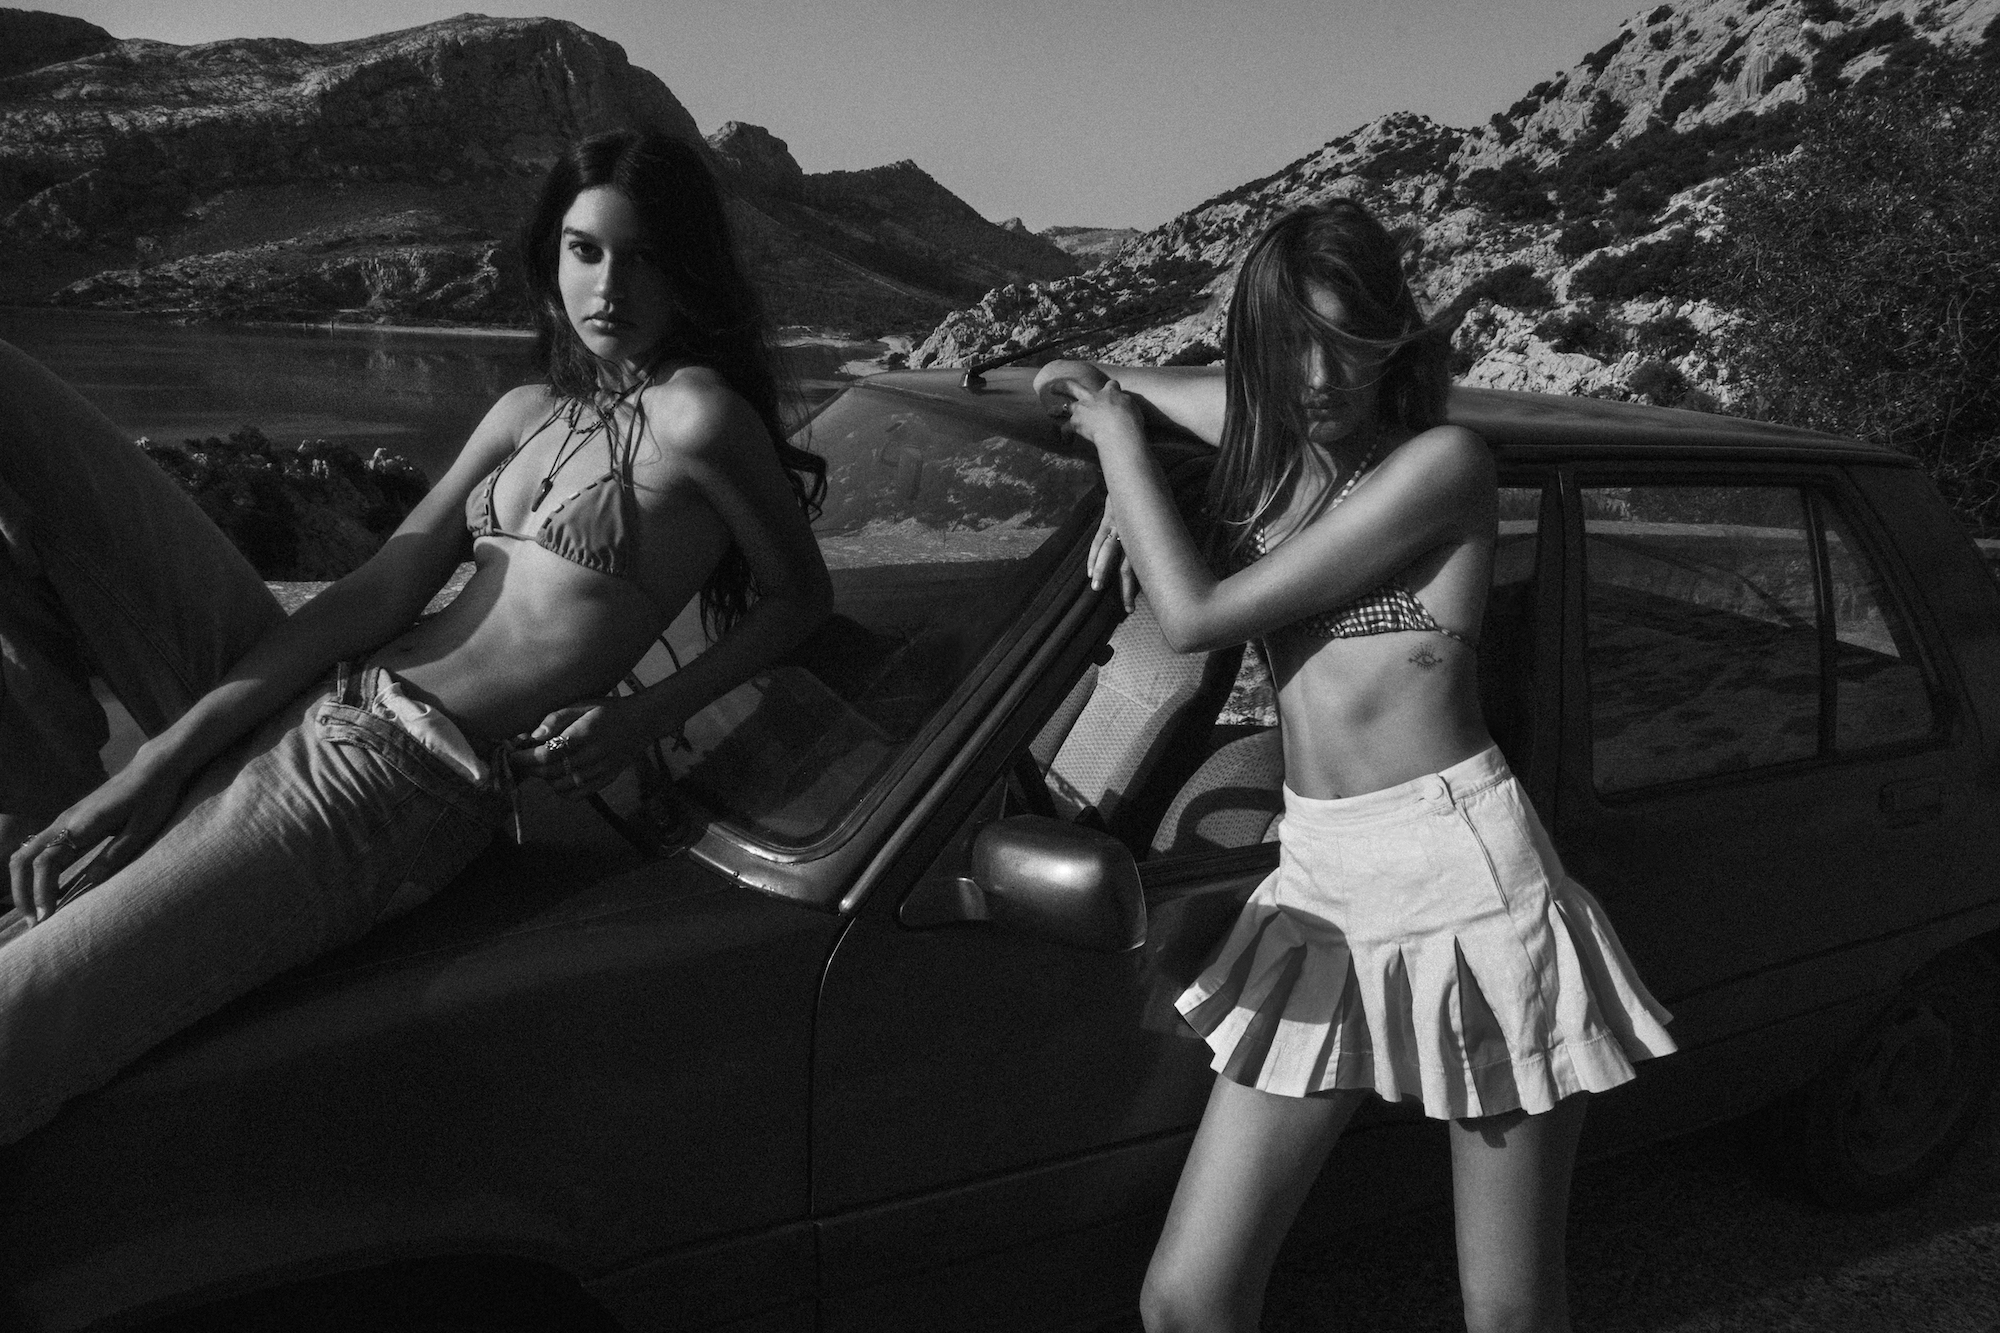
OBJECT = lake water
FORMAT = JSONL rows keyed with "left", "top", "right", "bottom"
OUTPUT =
{"left": 0, "top": 309, "right": 885, "bottom": 481}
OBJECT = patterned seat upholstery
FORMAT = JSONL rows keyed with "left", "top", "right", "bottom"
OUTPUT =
{"left": 1032, "top": 596, "right": 1241, "bottom": 843}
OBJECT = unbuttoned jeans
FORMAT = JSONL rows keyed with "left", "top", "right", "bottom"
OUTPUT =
{"left": 0, "top": 339, "right": 506, "bottom": 1144}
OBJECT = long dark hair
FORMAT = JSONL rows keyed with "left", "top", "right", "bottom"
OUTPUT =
{"left": 520, "top": 128, "right": 826, "bottom": 635}
{"left": 1211, "top": 200, "right": 1454, "bottom": 558}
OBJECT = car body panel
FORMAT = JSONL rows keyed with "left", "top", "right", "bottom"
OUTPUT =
{"left": 2, "top": 824, "right": 841, "bottom": 1332}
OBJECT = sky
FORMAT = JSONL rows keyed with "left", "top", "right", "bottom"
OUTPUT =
{"left": 47, "top": 0, "right": 1653, "bottom": 232}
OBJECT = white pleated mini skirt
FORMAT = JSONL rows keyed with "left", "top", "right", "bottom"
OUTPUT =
{"left": 1175, "top": 744, "right": 1676, "bottom": 1119}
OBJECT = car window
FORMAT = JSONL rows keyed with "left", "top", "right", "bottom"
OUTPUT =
{"left": 1822, "top": 504, "right": 1936, "bottom": 751}
{"left": 649, "top": 385, "right": 1099, "bottom": 847}
{"left": 1584, "top": 485, "right": 1821, "bottom": 792}
{"left": 1583, "top": 483, "right": 1938, "bottom": 796}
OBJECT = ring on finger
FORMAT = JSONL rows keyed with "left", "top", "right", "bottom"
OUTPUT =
{"left": 545, "top": 735, "right": 568, "bottom": 753}
{"left": 45, "top": 826, "right": 77, "bottom": 855}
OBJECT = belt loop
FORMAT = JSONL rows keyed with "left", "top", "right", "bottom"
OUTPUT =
{"left": 333, "top": 659, "right": 353, "bottom": 705}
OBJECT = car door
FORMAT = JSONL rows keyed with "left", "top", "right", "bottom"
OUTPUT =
{"left": 1547, "top": 461, "right": 1983, "bottom": 1132}
{"left": 808, "top": 473, "right": 1562, "bottom": 1332}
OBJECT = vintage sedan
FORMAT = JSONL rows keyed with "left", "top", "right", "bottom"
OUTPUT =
{"left": 4, "top": 367, "right": 1998, "bottom": 1333}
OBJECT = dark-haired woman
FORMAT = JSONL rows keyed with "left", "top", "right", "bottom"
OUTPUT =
{"left": 0, "top": 129, "right": 831, "bottom": 1143}
{"left": 1035, "top": 200, "right": 1673, "bottom": 1333}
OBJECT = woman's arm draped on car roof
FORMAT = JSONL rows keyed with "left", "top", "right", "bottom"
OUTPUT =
{"left": 1038, "top": 360, "right": 1226, "bottom": 447}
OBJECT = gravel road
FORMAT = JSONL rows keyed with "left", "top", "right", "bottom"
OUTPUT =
{"left": 1094, "top": 1090, "right": 2000, "bottom": 1333}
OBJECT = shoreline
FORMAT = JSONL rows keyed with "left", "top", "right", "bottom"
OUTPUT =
{"left": 0, "top": 303, "right": 909, "bottom": 351}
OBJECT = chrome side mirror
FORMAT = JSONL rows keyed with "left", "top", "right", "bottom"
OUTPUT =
{"left": 900, "top": 816, "right": 1147, "bottom": 954}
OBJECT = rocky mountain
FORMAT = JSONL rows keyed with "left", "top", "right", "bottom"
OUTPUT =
{"left": 914, "top": 0, "right": 1998, "bottom": 411}
{"left": 1037, "top": 225, "right": 1142, "bottom": 269}
{"left": 0, "top": 12, "right": 1074, "bottom": 333}
{"left": 705, "top": 121, "right": 1077, "bottom": 333}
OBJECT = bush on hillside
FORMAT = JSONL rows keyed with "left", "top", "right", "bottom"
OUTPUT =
{"left": 142, "top": 429, "right": 429, "bottom": 580}
{"left": 1473, "top": 262, "right": 1555, "bottom": 310}
{"left": 1572, "top": 230, "right": 1697, "bottom": 300}
{"left": 1698, "top": 45, "right": 2000, "bottom": 533}
{"left": 1535, "top": 304, "right": 1624, "bottom": 359}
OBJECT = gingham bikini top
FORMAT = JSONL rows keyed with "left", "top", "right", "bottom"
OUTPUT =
{"left": 467, "top": 395, "right": 641, "bottom": 580}
{"left": 1237, "top": 444, "right": 1475, "bottom": 648}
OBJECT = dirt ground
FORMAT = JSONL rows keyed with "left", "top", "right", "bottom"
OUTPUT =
{"left": 1095, "top": 1089, "right": 2000, "bottom": 1333}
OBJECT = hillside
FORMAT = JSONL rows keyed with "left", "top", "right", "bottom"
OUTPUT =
{"left": 0, "top": 12, "right": 1074, "bottom": 333}
{"left": 913, "top": 0, "right": 1999, "bottom": 415}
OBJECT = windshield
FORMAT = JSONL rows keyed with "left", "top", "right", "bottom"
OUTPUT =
{"left": 649, "top": 383, "right": 1099, "bottom": 847}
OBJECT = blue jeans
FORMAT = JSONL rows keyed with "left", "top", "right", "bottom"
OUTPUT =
{"left": 0, "top": 340, "right": 506, "bottom": 1144}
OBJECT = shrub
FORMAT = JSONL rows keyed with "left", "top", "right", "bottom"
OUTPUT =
{"left": 1572, "top": 230, "right": 1697, "bottom": 300}
{"left": 1647, "top": 5, "right": 1673, "bottom": 24}
{"left": 1763, "top": 52, "right": 1805, "bottom": 92}
{"left": 1587, "top": 90, "right": 1628, "bottom": 137}
{"left": 1626, "top": 358, "right": 1689, "bottom": 406}
{"left": 1474, "top": 262, "right": 1555, "bottom": 310}
{"left": 1799, "top": 0, "right": 1850, "bottom": 23}
{"left": 143, "top": 429, "right": 430, "bottom": 579}
{"left": 1632, "top": 311, "right": 1700, "bottom": 358}
{"left": 1556, "top": 218, "right": 1610, "bottom": 258}
{"left": 1535, "top": 304, "right": 1624, "bottom": 358}
{"left": 1649, "top": 29, "right": 1674, "bottom": 51}
{"left": 1488, "top": 113, "right": 1522, "bottom": 146}
{"left": 1656, "top": 69, "right": 1716, "bottom": 125}
{"left": 1811, "top": 13, "right": 1913, "bottom": 90}
{"left": 1582, "top": 30, "right": 1633, "bottom": 77}
{"left": 1457, "top": 157, "right": 1556, "bottom": 221}
{"left": 1697, "top": 49, "right": 2000, "bottom": 533}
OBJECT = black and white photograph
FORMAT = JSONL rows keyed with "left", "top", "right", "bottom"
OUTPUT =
{"left": 2, "top": 1, "right": 1998, "bottom": 1329}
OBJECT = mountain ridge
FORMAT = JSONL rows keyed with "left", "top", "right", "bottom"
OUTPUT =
{"left": 0, "top": 12, "right": 1075, "bottom": 333}
{"left": 913, "top": 0, "right": 2000, "bottom": 416}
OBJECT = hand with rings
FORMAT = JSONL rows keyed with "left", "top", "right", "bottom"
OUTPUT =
{"left": 9, "top": 753, "right": 189, "bottom": 922}
{"left": 509, "top": 696, "right": 657, "bottom": 799}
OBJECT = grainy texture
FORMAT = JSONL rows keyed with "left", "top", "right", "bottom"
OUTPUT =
{"left": 1091, "top": 1088, "right": 2000, "bottom": 1331}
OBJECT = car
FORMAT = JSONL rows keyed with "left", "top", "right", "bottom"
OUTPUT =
{"left": 5, "top": 366, "right": 2000, "bottom": 1333}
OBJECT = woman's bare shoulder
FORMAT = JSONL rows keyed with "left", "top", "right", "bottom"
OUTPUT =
{"left": 638, "top": 368, "right": 766, "bottom": 463}
{"left": 1378, "top": 423, "right": 1493, "bottom": 489}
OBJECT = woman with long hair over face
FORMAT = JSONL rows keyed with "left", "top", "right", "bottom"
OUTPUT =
{"left": 0, "top": 129, "right": 831, "bottom": 1143}
{"left": 1035, "top": 200, "right": 1674, "bottom": 1333}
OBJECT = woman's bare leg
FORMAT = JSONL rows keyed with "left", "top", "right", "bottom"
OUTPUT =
{"left": 1142, "top": 1075, "right": 1368, "bottom": 1333}
{"left": 1448, "top": 1092, "right": 1589, "bottom": 1333}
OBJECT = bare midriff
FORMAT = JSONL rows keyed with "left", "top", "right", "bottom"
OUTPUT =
{"left": 1267, "top": 629, "right": 1491, "bottom": 799}
{"left": 369, "top": 533, "right": 699, "bottom": 743}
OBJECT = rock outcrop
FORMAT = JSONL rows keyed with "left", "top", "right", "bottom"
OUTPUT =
{"left": 0, "top": 12, "right": 1075, "bottom": 334}
{"left": 914, "top": 0, "right": 2000, "bottom": 410}
{"left": 0, "top": 8, "right": 114, "bottom": 79}
{"left": 0, "top": 13, "right": 701, "bottom": 323}
{"left": 1039, "top": 225, "right": 1142, "bottom": 269}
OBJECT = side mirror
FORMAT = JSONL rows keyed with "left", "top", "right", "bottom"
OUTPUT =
{"left": 900, "top": 816, "right": 1147, "bottom": 954}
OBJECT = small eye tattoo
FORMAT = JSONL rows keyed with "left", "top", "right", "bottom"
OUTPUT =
{"left": 1408, "top": 648, "right": 1445, "bottom": 668}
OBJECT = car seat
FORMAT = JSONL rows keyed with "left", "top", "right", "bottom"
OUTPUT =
{"left": 1149, "top": 726, "right": 1285, "bottom": 856}
{"left": 1029, "top": 596, "right": 1243, "bottom": 847}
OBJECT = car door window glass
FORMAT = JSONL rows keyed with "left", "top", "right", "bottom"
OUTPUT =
{"left": 1584, "top": 486, "right": 1821, "bottom": 793}
{"left": 646, "top": 385, "right": 1099, "bottom": 846}
{"left": 1822, "top": 505, "right": 1936, "bottom": 750}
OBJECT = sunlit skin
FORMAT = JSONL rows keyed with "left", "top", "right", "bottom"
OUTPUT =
{"left": 11, "top": 185, "right": 832, "bottom": 919}
{"left": 1038, "top": 288, "right": 1578, "bottom": 1333}
{"left": 1036, "top": 285, "right": 1496, "bottom": 802}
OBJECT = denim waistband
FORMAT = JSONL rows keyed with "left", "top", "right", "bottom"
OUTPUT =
{"left": 322, "top": 661, "right": 515, "bottom": 830}
{"left": 1280, "top": 744, "right": 1512, "bottom": 832}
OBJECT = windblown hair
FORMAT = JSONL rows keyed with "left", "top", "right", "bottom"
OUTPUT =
{"left": 519, "top": 128, "right": 825, "bottom": 636}
{"left": 1210, "top": 200, "right": 1456, "bottom": 559}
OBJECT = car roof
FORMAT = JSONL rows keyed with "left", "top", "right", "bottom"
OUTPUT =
{"left": 850, "top": 368, "right": 1912, "bottom": 468}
